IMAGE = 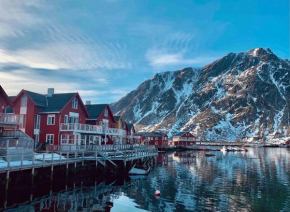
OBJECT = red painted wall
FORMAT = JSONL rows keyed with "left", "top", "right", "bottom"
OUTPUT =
{"left": 174, "top": 132, "right": 196, "bottom": 146}
{"left": 85, "top": 105, "right": 116, "bottom": 145}
{"left": 0, "top": 93, "right": 9, "bottom": 113}
{"left": 13, "top": 92, "right": 41, "bottom": 139}
{"left": 141, "top": 134, "right": 168, "bottom": 148}
{"left": 41, "top": 94, "right": 88, "bottom": 145}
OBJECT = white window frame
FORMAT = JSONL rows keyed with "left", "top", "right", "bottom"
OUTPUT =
{"left": 72, "top": 97, "right": 78, "bottom": 109}
{"left": 47, "top": 114, "right": 55, "bottom": 125}
{"left": 151, "top": 137, "right": 153, "bottom": 140}
{"left": 64, "top": 115, "right": 68, "bottom": 124}
{"left": 34, "top": 115, "right": 41, "bottom": 129}
{"left": 46, "top": 134, "right": 54, "bottom": 144}
{"left": 104, "top": 108, "right": 108, "bottom": 117}
{"left": 155, "top": 137, "right": 158, "bottom": 140}
{"left": 20, "top": 95, "right": 28, "bottom": 107}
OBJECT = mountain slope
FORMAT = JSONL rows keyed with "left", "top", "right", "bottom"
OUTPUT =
{"left": 111, "top": 48, "right": 290, "bottom": 141}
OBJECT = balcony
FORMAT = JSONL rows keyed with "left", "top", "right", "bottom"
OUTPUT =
{"left": 172, "top": 137, "right": 196, "bottom": 142}
{"left": 60, "top": 123, "right": 126, "bottom": 136}
{"left": 0, "top": 113, "right": 24, "bottom": 127}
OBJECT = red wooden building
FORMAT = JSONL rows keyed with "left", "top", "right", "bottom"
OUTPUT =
{"left": 11, "top": 88, "right": 89, "bottom": 146}
{"left": 85, "top": 103, "right": 117, "bottom": 145}
{"left": 134, "top": 131, "right": 168, "bottom": 148}
{"left": 0, "top": 86, "right": 33, "bottom": 151}
{"left": 125, "top": 123, "right": 136, "bottom": 144}
{"left": 172, "top": 131, "right": 196, "bottom": 146}
{"left": 0, "top": 86, "right": 12, "bottom": 114}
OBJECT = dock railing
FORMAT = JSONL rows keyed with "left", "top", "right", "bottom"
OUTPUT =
{"left": 0, "top": 145, "right": 157, "bottom": 172}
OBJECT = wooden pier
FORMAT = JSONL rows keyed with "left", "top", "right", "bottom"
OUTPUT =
{"left": 0, "top": 144, "right": 157, "bottom": 174}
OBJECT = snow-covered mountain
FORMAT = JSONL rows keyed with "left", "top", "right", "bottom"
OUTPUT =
{"left": 111, "top": 48, "right": 290, "bottom": 141}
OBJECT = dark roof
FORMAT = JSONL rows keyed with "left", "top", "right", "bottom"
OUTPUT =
{"left": 134, "top": 131, "right": 166, "bottom": 137}
{"left": 114, "top": 116, "right": 120, "bottom": 121}
{"left": 9, "top": 96, "right": 15, "bottom": 101}
{"left": 127, "top": 123, "right": 134, "bottom": 131}
{"left": 39, "top": 93, "right": 76, "bottom": 113}
{"left": 85, "top": 104, "right": 107, "bottom": 120}
{"left": 24, "top": 90, "right": 47, "bottom": 107}
{"left": 175, "top": 132, "right": 186, "bottom": 136}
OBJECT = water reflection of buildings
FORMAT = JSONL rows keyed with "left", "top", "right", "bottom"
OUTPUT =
{"left": 5, "top": 181, "right": 141, "bottom": 212}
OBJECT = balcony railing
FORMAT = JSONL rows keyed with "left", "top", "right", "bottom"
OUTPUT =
{"left": 172, "top": 137, "right": 196, "bottom": 142}
{"left": 0, "top": 113, "right": 24, "bottom": 126}
{"left": 60, "top": 123, "right": 126, "bottom": 136}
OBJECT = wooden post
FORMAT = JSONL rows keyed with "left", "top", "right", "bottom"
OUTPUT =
{"left": 82, "top": 151, "right": 84, "bottom": 166}
{"left": 21, "top": 154, "right": 24, "bottom": 166}
{"left": 32, "top": 152, "right": 35, "bottom": 165}
{"left": 4, "top": 170, "right": 9, "bottom": 210}
{"left": 7, "top": 156, "right": 10, "bottom": 168}
{"left": 5, "top": 171, "right": 9, "bottom": 190}
{"left": 59, "top": 152, "right": 62, "bottom": 162}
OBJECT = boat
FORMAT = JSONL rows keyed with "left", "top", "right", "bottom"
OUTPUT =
{"left": 220, "top": 146, "right": 227, "bottom": 152}
{"left": 220, "top": 146, "right": 248, "bottom": 152}
{"left": 129, "top": 164, "right": 150, "bottom": 175}
{"left": 240, "top": 147, "right": 248, "bottom": 152}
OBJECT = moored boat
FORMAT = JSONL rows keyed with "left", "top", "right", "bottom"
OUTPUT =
{"left": 129, "top": 165, "right": 150, "bottom": 175}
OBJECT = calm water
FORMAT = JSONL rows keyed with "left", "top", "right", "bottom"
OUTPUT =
{"left": 4, "top": 148, "right": 290, "bottom": 212}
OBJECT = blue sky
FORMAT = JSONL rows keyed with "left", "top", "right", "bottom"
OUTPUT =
{"left": 0, "top": 0, "right": 288, "bottom": 103}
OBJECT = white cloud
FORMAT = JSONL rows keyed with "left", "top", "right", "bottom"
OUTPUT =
{"left": 146, "top": 48, "right": 216, "bottom": 68}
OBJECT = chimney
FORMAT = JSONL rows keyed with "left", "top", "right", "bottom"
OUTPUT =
{"left": 86, "top": 101, "right": 91, "bottom": 105}
{"left": 47, "top": 88, "right": 54, "bottom": 97}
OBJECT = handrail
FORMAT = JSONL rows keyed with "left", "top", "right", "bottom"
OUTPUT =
{"left": 172, "top": 137, "right": 196, "bottom": 142}
{"left": 1, "top": 130, "right": 34, "bottom": 149}
{"left": 60, "top": 123, "right": 126, "bottom": 135}
{"left": 0, "top": 113, "right": 24, "bottom": 126}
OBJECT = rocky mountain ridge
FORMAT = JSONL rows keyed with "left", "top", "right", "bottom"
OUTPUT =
{"left": 112, "top": 48, "right": 290, "bottom": 141}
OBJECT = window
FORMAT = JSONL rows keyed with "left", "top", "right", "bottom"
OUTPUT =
{"left": 46, "top": 134, "right": 54, "bottom": 144}
{"left": 151, "top": 137, "right": 153, "bottom": 140}
{"left": 20, "top": 95, "right": 28, "bottom": 107}
{"left": 72, "top": 97, "right": 78, "bottom": 109}
{"left": 155, "top": 137, "right": 158, "bottom": 140}
{"left": 47, "top": 115, "right": 55, "bottom": 125}
{"left": 69, "top": 116, "right": 78, "bottom": 123}
{"left": 104, "top": 108, "right": 108, "bottom": 117}
{"left": 64, "top": 115, "right": 68, "bottom": 124}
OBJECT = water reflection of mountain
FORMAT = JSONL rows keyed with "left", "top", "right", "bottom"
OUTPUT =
{"left": 124, "top": 149, "right": 290, "bottom": 212}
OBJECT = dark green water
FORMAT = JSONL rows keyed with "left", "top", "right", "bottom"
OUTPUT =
{"left": 4, "top": 148, "right": 290, "bottom": 212}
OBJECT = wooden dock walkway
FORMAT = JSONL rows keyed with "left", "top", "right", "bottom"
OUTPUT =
{"left": 0, "top": 144, "right": 158, "bottom": 174}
